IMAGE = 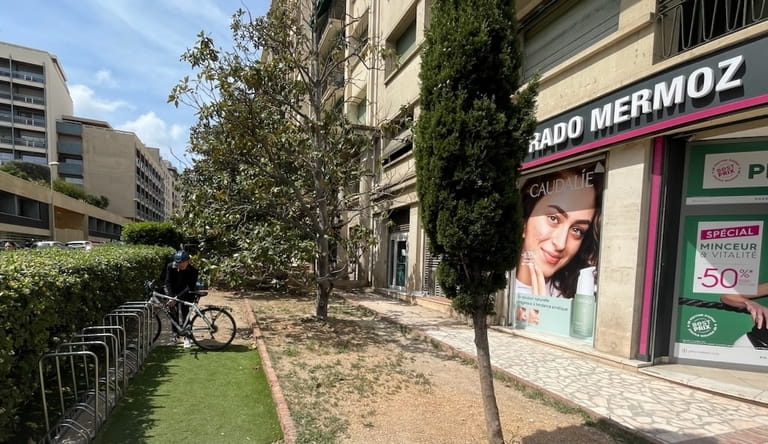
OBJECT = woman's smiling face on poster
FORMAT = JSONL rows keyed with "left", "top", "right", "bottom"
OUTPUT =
{"left": 522, "top": 183, "right": 596, "bottom": 279}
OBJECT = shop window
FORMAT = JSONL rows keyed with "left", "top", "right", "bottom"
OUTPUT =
{"left": 521, "top": 0, "right": 620, "bottom": 79}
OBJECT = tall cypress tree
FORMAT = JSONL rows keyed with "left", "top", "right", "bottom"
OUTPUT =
{"left": 414, "top": 0, "right": 538, "bottom": 442}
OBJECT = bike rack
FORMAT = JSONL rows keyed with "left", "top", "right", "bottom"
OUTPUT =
{"left": 37, "top": 299, "right": 161, "bottom": 443}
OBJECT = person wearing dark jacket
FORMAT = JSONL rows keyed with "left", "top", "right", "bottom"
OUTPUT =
{"left": 164, "top": 250, "right": 199, "bottom": 347}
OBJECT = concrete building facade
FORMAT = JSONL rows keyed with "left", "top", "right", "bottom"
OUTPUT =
{"left": 331, "top": 0, "right": 768, "bottom": 373}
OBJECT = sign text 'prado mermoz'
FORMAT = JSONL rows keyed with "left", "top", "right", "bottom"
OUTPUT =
{"left": 524, "top": 36, "right": 768, "bottom": 163}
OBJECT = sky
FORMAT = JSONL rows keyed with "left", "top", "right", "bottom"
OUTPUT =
{"left": 1, "top": 0, "right": 270, "bottom": 169}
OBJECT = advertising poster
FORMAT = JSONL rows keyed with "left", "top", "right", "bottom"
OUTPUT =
{"left": 513, "top": 160, "right": 605, "bottom": 342}
{"left": 676, "top": 215, "right": 768, "bottom": 366}
{"left": 676, "top": 141, "right": 768, "bottom": 367}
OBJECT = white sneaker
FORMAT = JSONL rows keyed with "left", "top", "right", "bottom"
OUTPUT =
{"left": 168, "top": 334, "right": 179, "bottom": 346}
{"left": 183, "top": 338, "right": 192, "bottom": 348}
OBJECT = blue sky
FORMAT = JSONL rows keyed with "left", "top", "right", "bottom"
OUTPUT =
{"left": 2, "top": 0, "right": 270, "bottom": 169}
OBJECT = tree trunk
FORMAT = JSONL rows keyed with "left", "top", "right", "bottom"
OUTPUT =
{"left": 473, "top": 308, "right": 504, "bottom": 444}
{"left": 315, "top": 279, "right": 331, "bottom": 319}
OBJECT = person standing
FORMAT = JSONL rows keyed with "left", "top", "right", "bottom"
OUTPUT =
{"left": 164, "top": 250, "right": 199, "bottom": 348}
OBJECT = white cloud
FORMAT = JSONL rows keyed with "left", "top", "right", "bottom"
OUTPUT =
{"left": 118, "top": 112, "right": 190, "bottom": 167}
{"left": 70, "top": 84, "right": 130, "bottom": 116}
{"left": 95, "top": 69, "right": 118, "bottom": 88}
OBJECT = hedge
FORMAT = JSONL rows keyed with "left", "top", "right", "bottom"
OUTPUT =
{"left": 0, "top": 244, "right": 173, "bottom": 441}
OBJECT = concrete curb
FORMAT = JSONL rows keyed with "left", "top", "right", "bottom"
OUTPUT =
{"left": 242, "top": 296, "right": 297, "bottom": 444}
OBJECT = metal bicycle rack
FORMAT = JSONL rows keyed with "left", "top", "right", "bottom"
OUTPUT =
{"left": 37, "top": 299, "right": 159, "bottom": 443}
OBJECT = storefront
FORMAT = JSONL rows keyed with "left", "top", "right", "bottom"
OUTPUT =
{"left": 507, "top": 35, "right": 768, "bottom": 370}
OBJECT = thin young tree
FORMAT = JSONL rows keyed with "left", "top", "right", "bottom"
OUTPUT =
{"left": 169, "top": 0, "right": 371, "bottom": 318}
{"left": 414, "top": 0, "right": 538, "bottom": 442}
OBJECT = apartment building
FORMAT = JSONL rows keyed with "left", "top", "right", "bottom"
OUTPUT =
{"left": 326, "top": 0, "right": 768, "bottom": 372}
{"left": 0, "top": 42, "right": 72, "bottom": 164}
{"left": 57, "top": 115, "right": 171, "bottom": 222}
{"left": 0, "top": 41, "right": 180, "bottom": 242}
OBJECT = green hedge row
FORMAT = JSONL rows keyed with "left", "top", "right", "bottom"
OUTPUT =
{"left": 0, "top": 244, "right": 173, "bottom": 441}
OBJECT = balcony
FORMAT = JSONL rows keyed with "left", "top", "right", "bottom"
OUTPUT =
{"left": 316, "top": 0, "right": 345, "bottom": 56}
{"left": 57, "top": 120, "right": 83, "bottom": 136}
{"left": 57, "top": 140, "right": 83, "bottom": 156}
{"left": 14, "top": 92, "right": 45, "bottom": 106}
{"left": 11, "top": 69, "right": 44, "bottom": 83}
{"left": 657, "top": 0, "right": 768, "bottom": 59}
{"left": 13, "top": 115, "right": 45, "bottom": 128}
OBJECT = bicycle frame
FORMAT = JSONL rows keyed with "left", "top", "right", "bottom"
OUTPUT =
{"left": 150, "top": 291, "right": 212, "bottom": 337}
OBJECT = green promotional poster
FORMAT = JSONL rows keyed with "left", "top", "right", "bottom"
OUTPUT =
{"left": 513, "top": 161, "right": 604, "bottom": 342}
{"left": 676, "top": 141, "right": 768, "bottom": 367}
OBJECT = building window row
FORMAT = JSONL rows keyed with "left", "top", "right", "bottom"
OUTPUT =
{"left": 88, "top": 216, "right": 122, "bottom": 238}
{"left": 0, "top": 191, "right": 43, "bottom": 220}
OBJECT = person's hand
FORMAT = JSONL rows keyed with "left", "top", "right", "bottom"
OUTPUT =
{"left": 525, "top": 253, "right": 547, "bottom": 296}
{"left": 744, "top": 299, "right": 768, "bottom": 329}
{"left": 166, "top": 299, "right": 177, "bottom": 309}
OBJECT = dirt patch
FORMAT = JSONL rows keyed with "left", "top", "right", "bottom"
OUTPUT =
{"left": 203, "top": 289, "right": 637, "bottom": 444}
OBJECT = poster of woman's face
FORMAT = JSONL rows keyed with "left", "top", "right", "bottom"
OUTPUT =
{"left": 515, "top": 161, "right": 605, "bottom": 299}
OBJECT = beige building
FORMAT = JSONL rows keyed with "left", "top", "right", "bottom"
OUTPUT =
{"left": 324, "top": 0, "right": 768, "bottom": 372}
{"left": 59, "top": 115, "right": 172, "bottom": 222}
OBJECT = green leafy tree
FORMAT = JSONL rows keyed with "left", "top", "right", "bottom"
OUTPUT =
{"left": 414, "top": 0, "right": 538, "bottom": 442}
{"left": 169, "top": 1, "right": 372, "bottom": 317}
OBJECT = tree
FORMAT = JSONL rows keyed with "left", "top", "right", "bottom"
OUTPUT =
{"left": 414, "top": 1, "right": 538, "bottom": 442}
{"left": 169, "top": 0, "right": 372, "bottom": 317}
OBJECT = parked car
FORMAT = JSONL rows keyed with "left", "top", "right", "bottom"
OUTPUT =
{"left": 34, "top": 241, "right": 68, "bottom": 249}
{"left": 65, "top": 240, "right": 93, "bottom": 251}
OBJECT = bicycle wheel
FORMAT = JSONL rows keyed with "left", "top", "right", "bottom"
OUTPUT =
{"left": 151, "top": 312, "right": 162, "bottom": 343}
{"left": 189, "top": 308, "right": 236, "bottom": 350}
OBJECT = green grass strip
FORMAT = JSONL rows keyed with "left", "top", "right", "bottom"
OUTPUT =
{"left": 94, "top": 344, "right": 282, "bottom": 444}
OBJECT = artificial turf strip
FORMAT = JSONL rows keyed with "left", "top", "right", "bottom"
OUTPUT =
{"left": 93, "top": 344, "right": 283, "bottom": 444}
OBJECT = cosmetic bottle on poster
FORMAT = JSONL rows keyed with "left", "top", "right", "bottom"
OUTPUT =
{"left": 570, "top": 266, "right": 596, "bottom": 339}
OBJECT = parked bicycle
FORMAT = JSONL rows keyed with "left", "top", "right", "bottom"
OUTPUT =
{"left": 145, "top": 281, "right": 237, "bottom": 351}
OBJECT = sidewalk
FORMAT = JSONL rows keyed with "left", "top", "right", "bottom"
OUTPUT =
{"left": 340, "top": 291, "right": 768, "bottom": 444}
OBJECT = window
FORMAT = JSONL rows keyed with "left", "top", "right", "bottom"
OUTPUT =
{"left": 0, "top": 191, "right": 15, "bottom": 214}
{"left": 18, "top": 152, "right": 46, "bottom": 164}
{"left": 656, "top": 0, "right": 768, "bottom": 59}
{"left": 355, "top": 97, "right": 367, "bottom": 124}
{"left": 18, "top": 197, "right": 41, "bottom": 219}
{"left": 395, "top": 21, "right": 417, "bottom": 58}
{"left": 63, "top": 176, "right": 84, "bottom": 185}
{"left": 385, "top": 7, "right": 418, "bottom": 77}
{"left": 522, "top": 0, "right": 620, "bottom": 79}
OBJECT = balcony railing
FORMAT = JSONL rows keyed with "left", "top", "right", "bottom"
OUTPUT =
{"left": 13, "top": 115, "right": 45, "bottom": 127}
{"left": 657, "top": 0, "right": 768, "bottom": 59}
{"left": 15, "top": 93, "right": 45, "bottom": 105}
{"left": 11, "top": 70, "right": 44, "bottom": 83}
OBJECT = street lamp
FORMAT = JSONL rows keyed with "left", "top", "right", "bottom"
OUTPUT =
{"left": 48, "top": 161, "right": 59, "bottom": 240}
